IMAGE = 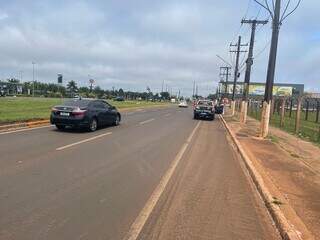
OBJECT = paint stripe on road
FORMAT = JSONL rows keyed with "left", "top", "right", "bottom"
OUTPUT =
{"left": 0, "top": 125, "right": 53, "bottom": 135}
{"left": 139, "top": 118, "right": 155, "bottom": 125}
{"left": 164, "top": 113, "right": 171, "bottom": 117}
{"left": 123, "top": 121, "right": 201, "bottom": 240}
{"left": 56, "top": 132, "right": 112, "bottom": 151}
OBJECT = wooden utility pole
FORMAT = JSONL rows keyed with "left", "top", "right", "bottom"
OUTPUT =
{"left": 280, "top": 98, "right": 285, "bottom": 127}
{"left": 295, "top": 97, "right": 302, "bottom": 134}
{"left": 219, "top": 66, "right": 231, "bottom": 98}
{"left": 230, "top": 36, "right": 247, "bottom": 115}
{"left": 240, "top": 19, "right": 268, "bottom": 124}
{"left": 260, "top": 0, "right": 281, "bottom": 137}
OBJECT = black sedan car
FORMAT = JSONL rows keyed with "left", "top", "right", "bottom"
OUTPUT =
{"left": 50, "top": 99, "right": 121, "bottom": 131}
{"left": 193, "top": 100, "right": 215, "bottom": 120}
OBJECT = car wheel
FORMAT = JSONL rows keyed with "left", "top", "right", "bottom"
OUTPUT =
{"left": 114, "top": 114, "right": 120, "bottom": 126}
{"left": 56, "top": 124, "right": 65, "bottom": 130}
{"left": 89, "top": 118, "right": 98, "bottom": 132}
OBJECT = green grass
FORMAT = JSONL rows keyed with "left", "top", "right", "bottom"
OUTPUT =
{"left": 0, "top": 97, "right": 167, "bottom": 123}
{"left": 248, "top": 106, "right": 320, "bottom": 144}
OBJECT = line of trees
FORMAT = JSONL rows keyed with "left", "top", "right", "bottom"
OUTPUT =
{"left": 0, "top": 78, "right": 173, "bottom": 101}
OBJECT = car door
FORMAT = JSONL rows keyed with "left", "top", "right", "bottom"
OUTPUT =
{"left": 102, "top": 101, "right": 117, "bottom": 124}
{"left": 92, "top": 101, "right": 108, "bottom": 125}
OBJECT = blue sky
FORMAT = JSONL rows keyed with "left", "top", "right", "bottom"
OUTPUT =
{"left": 0, "top": 0, "right": 318, "bottom": 96}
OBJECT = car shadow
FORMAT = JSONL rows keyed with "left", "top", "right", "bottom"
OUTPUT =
{"left": 51, "top": 125, "right": 114, "bottom": 134}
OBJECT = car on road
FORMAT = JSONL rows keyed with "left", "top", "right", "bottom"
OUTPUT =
{"left": 193, "top": 100, "right": 215, "bottom": 120}
{"left": 114, "top": 96, "right": 125, "bottom": 101}
{"left": 214, "top": 104, "right": 224, "bottom": 114}
{"left": 178, "top": 101, "right": 188, "bottom": 108}
{"left": 50, "top": 99, "right": 121, "bottom": 131}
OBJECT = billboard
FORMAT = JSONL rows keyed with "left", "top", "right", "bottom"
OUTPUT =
{"left": 221, "top": 83, "right": 293, "bottom": 97}
{"left": 249, "top": 85, "right": 292, "bottom": 96}
{"left": 57, "top": 74, "right": 63, "bottom": 84}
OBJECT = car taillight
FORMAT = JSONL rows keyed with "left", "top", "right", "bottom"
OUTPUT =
{"left": 72, "top": 108, "right": 87, "bottom": 116}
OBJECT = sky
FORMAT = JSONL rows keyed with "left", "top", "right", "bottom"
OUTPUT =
{"left": 0, "top": 0, "right": 318, "bottom": 96}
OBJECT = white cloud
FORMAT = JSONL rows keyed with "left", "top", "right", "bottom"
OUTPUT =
{"left": 0, "top": 0, "right": 318, "bottom": 95}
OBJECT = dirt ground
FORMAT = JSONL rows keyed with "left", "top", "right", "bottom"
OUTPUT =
{"left": 224, "top": 113, "right": 320, "bottom": 239}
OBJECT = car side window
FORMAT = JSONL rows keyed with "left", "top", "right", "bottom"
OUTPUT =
{"left": 101, "top": 101, "right": 110, "bottom": 109}
{"left": 92, "top": 101, "right": 104, "bottom": 109}
{"left": 102, "top": 101, "right": 113, "bottom": 109}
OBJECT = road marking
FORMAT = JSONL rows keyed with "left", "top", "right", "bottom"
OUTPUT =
{"left": 0, "top": 125, "right": 53, "bottom": 135}
{"left": 164, "top": 113, "right": 171, "bottom": 117}
{"left": 123, "top": 121, "right": 201, "bottom": 240}
{"left": 139, "top": 118, "right": 155, "bottom": 125}
{"left": 56, "top": 132, "right": 112, "bottom": 151}
{"left": 127, "top": 112, "right": 135, "bottom": 115}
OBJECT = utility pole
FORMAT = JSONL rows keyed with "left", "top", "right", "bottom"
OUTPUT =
{"left": 161, "top": 80, "right": 164, "bottom": 93}
{"left": 219, "top": 66, "right": 231, "bottom": 98}
{"left": 195, "top": 85, "right": 198, "bottom": 97}
{"left": 32, "top": 62, "right": 35, "bottom": 97}
{"left": 230, "top": 36, "right": 247, "bottom": 115}
{"left": 240, "top": 19, "right": 268, "bottom": 124}
{"left": 192, "top": 80, "right": 195, "bottom": 99}
{"left": 260, "top": 0, "right": 281, "bottom": 137}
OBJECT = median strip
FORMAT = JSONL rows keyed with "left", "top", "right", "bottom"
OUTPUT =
{"left": 139, "top": 118, "right": 155, "bottom": 125}
{"left": 56, "top": 132, "right": 112, "bottom": 151}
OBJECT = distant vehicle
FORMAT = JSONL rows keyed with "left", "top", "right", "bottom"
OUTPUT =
{"left": 215, "top": 104, "right": 224, "bottom": 114}
{"left": 178, "top": 101, "right": 188, "bottom": 108}
{"left": 193, "top": 100, "right": 215, "bottom": 120}
{"left": 50, "top": 99, "right": 121, "bottom": 131}
{"left": 114, "top": 96, "right": 125, "bottom": 101}
{"left": 171, "top": 98, "right": 176, "bottom": 103}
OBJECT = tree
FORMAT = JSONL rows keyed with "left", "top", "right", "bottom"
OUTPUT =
{"left": 94, "top": 86, "right": 104, "bottom": 98}
{"left": 118, "top": 88, "right": 124, "bottom": 97}
{"left": 67, "top": 80, "right": 78, "bottom": 97}
{"left": 160, "top": 91, "right": 170, "bottom": 100}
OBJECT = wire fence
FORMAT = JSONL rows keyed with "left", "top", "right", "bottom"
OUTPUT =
{"left": 242, "top": 97, "right": 320, "bottom": 144}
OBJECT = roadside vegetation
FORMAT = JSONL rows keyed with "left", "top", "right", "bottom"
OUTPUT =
{"left": 0, "top": 97, "right": 168, "bottom": 124}
{"left": 248, "top": 107, "right": 320, "bottom": 144}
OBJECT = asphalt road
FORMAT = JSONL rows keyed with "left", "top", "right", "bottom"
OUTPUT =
{"left": 0, "top": 106, "right": 280, "bottom": 240}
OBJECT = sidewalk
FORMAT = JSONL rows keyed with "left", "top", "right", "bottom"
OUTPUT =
{"left": 139, "top": 120, "right": 280, "bottom": 240}
{"left": 224, "top": 111, "right": 320, "bottom": 239}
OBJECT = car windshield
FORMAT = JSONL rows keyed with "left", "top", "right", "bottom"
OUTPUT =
{"left": 197, "top": 101, "right": 212, "bottom": 106}
{"left": 62, "top": 100, "right": 91, "bottom": 108}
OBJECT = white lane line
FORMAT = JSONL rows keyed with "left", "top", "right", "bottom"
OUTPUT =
{"left": 56, "top": 132, "right": 112, "bottom": 151}
{"left": 123, "top": 121, "right": 201, "bottom": 240}
{"left": 139, "top": 118, "right": 155, "bottom": 125}
{"left": 127, "top": 112, "right": 135, "bottom": 115}
{"left": 0, "top": 125, "right": 53, "bottom": 135}
{"left": 164, "top": 113, "right": 171, "bottom": 117}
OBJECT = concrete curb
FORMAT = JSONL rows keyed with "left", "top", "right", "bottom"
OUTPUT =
{"left": 0, "top": 120, "right": 50, "bottom": 131}
{"left": 219, "top": 115, "right": 302, "bottom": 240}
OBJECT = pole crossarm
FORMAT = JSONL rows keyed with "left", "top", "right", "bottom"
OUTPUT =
{"left": 230, "top": 50, "right": 248, "bottom": 53}
{"left": 241, "top": 19, "right": 269, "bottom": 25}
